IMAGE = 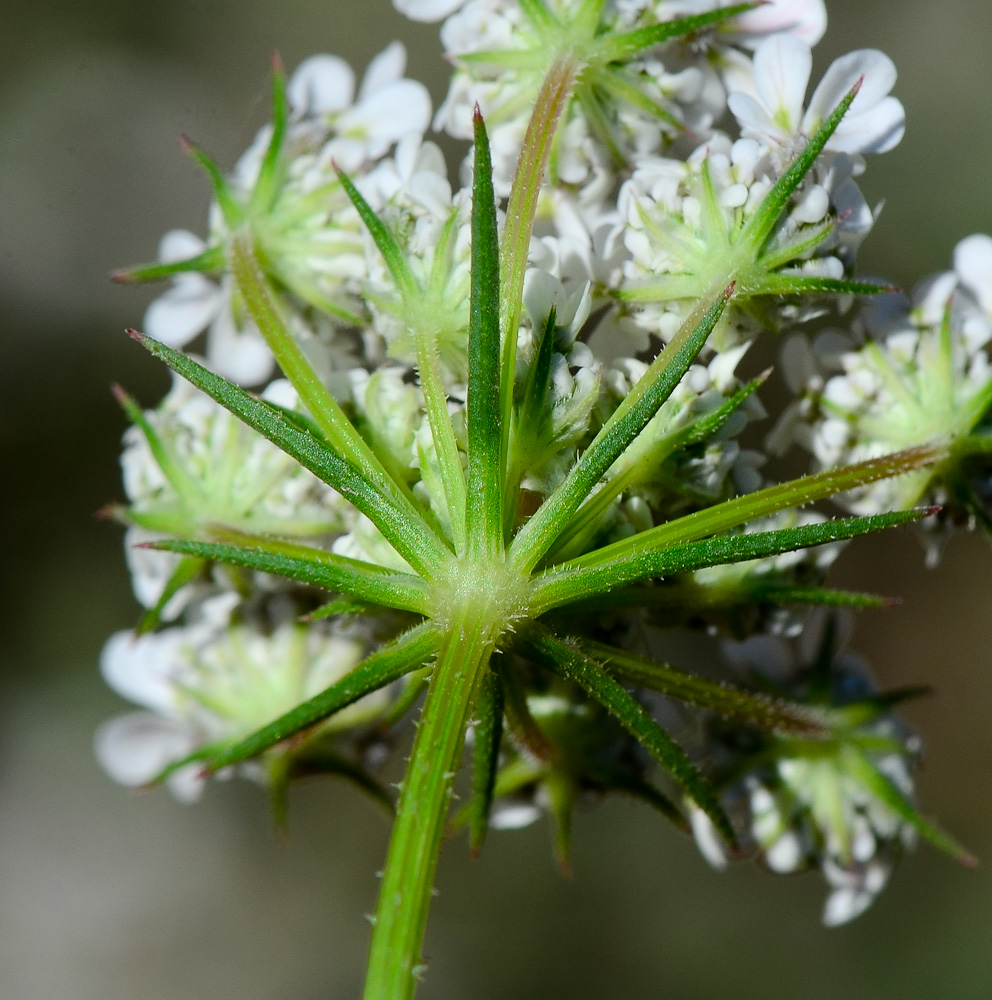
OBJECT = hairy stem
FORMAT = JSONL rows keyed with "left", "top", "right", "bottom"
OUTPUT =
{"left": 362, "top": 606, "right": 496, "bottom": 1000}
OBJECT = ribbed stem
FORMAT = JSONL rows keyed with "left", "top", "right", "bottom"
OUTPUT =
{"left": 362, "top": 606, "right": 496, "bottom": 1000}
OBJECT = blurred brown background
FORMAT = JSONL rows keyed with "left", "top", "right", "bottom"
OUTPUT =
{"left": 1, "top": 1, "right": 991, "bottom": 997}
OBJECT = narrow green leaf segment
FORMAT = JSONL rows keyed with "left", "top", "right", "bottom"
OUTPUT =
{"left": 534, "top": 509, "right": 928, "bottom": 611}
{"left": 511, "top": 286, "right": 733, "bottom": 572}
{"left": 467, "top": 110, "right": 504, "bottom": 556}
{"left": 229, "top": 234, "right": 395, "bottom": 490}
{"left": 498, "top": 55, "right": 579, "bottom": 483}
{"left": 579, "top": 639, "right": 829, "bottom": 739}
{"left": 148, "top": 535, "right": 432, "bottom": 615}
{"left": 837, "top": 745, "right": 976, "bottom": 867}
{"left": 469, "top": 663, "right": 505, "bottom": 856}
{"left": 523, "top": 627, "right": 736, "bottom": 846}
{"left": 593, "top": 3, "right": 759, "bottom": 63}
{"left": 208, "top": 623, "right": 442, "bottom": 772}
{"left": 565, "top": 445, "right": 943, "bottom": 573}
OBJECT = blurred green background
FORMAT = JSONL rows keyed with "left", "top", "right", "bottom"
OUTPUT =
{"left": 2, "top": 1, "right": 991, "bottom": 997}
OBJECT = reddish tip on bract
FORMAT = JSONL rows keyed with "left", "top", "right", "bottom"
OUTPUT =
{"left": 723, "top": 281, "right": 737, "bottom": 299}
{"left": 852, "top": 75, "right": 865, "bottom": 97}
{"left": 270, "top": 51, "right": 284, "bottom": 74}
{"left": 110, "top": 268, "right": 134, "bottom": 284}
{"left": 178, "top": 134, "right": 194, "bottom": 153}
{"left": 473, "top": 102, "right": 484, "bottom": 123}
{"left": 110, "top": 382, "right": 130, "bottom": 403}
{"left": 125, "top": 327, "right": 145, "bottom": 342}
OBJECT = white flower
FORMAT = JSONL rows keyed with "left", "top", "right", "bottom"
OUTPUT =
{"left": 618, "top": 0, "right": 826, "bottom": 48}
{"left": 392, "top": 0, "right": 468, "bottom": 21}
{"left": 690, "top": 611, "right": 922, "bottom": 926}
{"left": 286, "top": 43, "right": 432, "bottom": 171}
{"left": 618, "top": 133, "right": 858, "bottom": 352}
{"left": 728, "top": 35, "right": 905, "bottom": 158}
{"left": 952, "top": 234, "right": 992, "bottom": 349}
{"left": 361, "top": 144, "right": 474, "bottom": 379}
{"left": 782, "top": 254, "right": 992, "bottom": 543}
{"left": 119, "top": 375, "right": 341, "bottom": 615}
{"left": 139, "top": 47, "right": 432, "bottom": 386}
{"left": 143, "top": 230, "right": 273, "bottom": 385}
{"left": 433, "top": 0, "right": 712, "bottom": 191}
{"left": 96, "top": 610, "right": 385, "bottom": 801}
{"left": 730, "top": 0, "right": 827, "bottom": 48}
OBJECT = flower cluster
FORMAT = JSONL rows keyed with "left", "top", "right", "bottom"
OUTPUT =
{"left": 774, "top": 234, "right": 992, "bottom": 563}
{"left": 97, "top": 596, "right": 392, "bottom": 803}
{"left": 125, "top": 45, "right": 432, "bottom": 385}
{"left": 687, "top": 611, "right": 936, "bottom": 926}
{"left": 98, "top": 3, "right": 984, "bottom": 985}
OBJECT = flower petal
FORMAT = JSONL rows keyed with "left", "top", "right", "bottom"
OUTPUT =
{"left": 807, "top": 49, "right": 897, "bottom": 132}
{"left": 158, "top": 229, "right": 206, "bottom": 263}
{"left": 733, "top": 0, "right": 827, "bottom": 48}
{"left": 490, "top": 802, "right": 542, "bottom": 830}
{"left": 94, "top": 711, "right": 198, "bottom": 788}
{"left": 124, "top": 527, "right": 190, "bottom": 619}
{"left": 392, "top": 0, "right": 467, "bottom": 22}
{"left": 752, "top": 34, "right": 812, "bottom": 133}
{"left": 727, "top": 92, "right": 789, "bottom": 147}
{"left": 822, "top": 883, "right": 874, "bottom": 926}
{"left": 205, "top": 300, "right": 274, "bottom": 385}
{"left": 954, "top": 234, "right": 992, "bottom": 316}
{"left": 144, "top": 274, "right": 220, "bottom": 347}
{"left": 339, "top": 80, "right": 433, "bottom": 158}
{"left": 288, "top": 55, "right": 355, "bottom": 116}
{"left": 832, "top": 96, "right": 905, "bottom": 154}
{"left": 100, "top": 629, "right": 181, "bottom": 713}
{"left": 689, "top": 806, "right": 729, "bottom": 869}
{"left": 359, "top": 42, "right": 407, "bottom": 100}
